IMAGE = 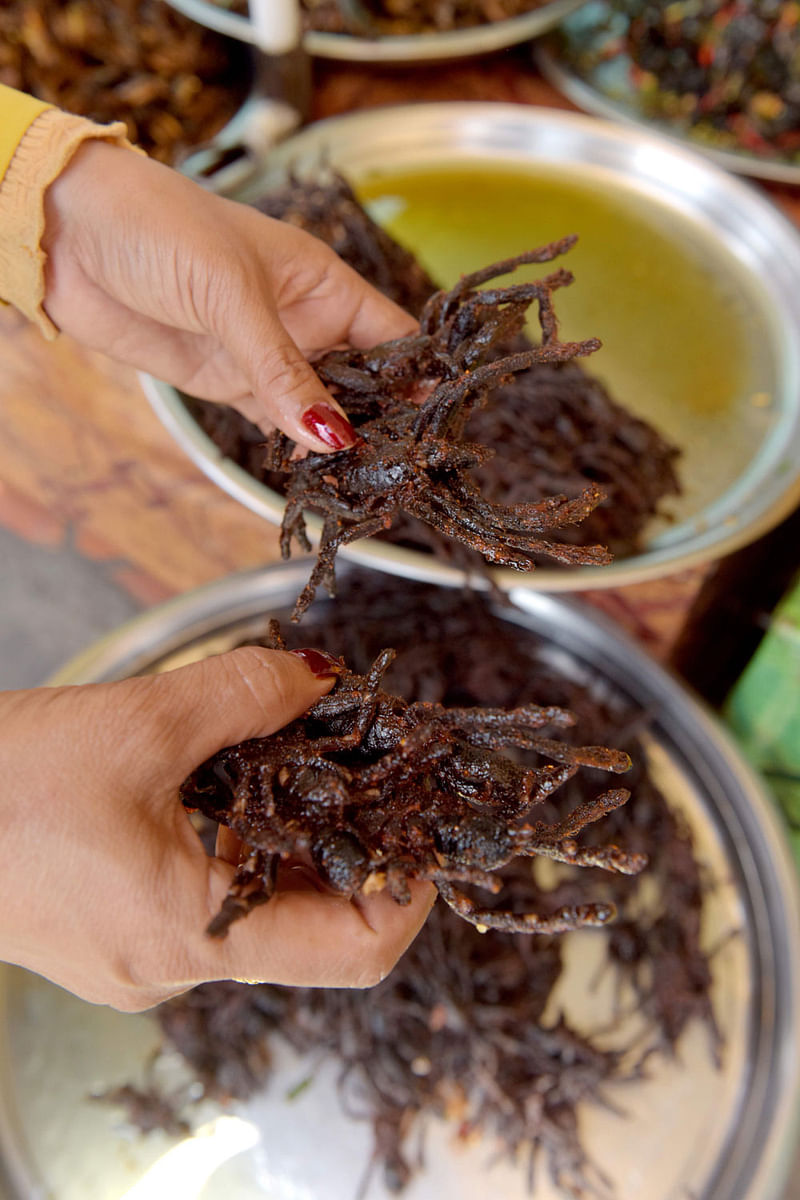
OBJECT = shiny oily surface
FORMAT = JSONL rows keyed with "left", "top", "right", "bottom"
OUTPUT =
{"left": 0, "top": 562, "right": 798, "bottom": 1200}
{"left": 355, "top": 161, "right": 773, "bottom": 533}
{"left": 146, "top": 104, "right": 800, "bottom": 592}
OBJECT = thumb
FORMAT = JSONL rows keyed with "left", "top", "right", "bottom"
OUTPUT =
{"left": 136, "top": 644, "right": 338, "bottom": 783}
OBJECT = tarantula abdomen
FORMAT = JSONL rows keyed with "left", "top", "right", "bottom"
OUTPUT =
{"left": 311, "top": 830, "right": 371, "bottom": 894}
{"left": 433, "top": 813, "right": 514, "bottom": 870}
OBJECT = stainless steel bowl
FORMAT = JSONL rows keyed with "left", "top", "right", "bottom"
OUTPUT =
{"left": 164, "top": 0, "right": 589, "bottom": 63}
{"left": 0, "top": 563, "right": 798, "bottom": 1199}
{"left": 144, "top": 102, "right": 800, "bottom": 595}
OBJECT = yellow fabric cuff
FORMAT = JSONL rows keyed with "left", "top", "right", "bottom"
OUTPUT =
{"left": 0, "top": 105, "right": 141, "bottom": 337}
{"left": 0, "top": 84, "right": 52, "bottom": 183}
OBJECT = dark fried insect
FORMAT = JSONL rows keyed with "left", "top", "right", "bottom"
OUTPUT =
{"left": 116, "top": 574, "right": 717, "bottom": 1199}
{"left": 190, "top": 173, "right": 681, "bottom": 568}
{"left": 269, "top": 240, "right": 609, "bottom": 620}
{"left": 181, "top": 622, "right": 644, "bottom": 938}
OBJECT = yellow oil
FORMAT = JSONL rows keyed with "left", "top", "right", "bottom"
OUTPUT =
{"left": 356, "top": 164, "right": 777, "bottom": 526}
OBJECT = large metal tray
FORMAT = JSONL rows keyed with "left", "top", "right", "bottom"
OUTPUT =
{"left": 145, "top": 102, "right": 800, "bottom": 595}
{"left": 164, "top": 0, "right": 589, "bottom": 63}
{"left": 0, "top": 562, "right": 798, "bottom": 1199}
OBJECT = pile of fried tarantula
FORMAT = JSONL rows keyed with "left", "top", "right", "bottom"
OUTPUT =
{"left": 182, "top": 622, "right": 646, "bottom": 939}
{"left": 268, "top": 238, "right": 612, "bottom": 620}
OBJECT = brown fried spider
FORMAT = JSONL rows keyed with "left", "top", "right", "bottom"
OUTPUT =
{"left": 267, "top": 240, "right": 610, "bottom": 620}
{"left": 181, "top": 623, "right": 646, "bottom": 938}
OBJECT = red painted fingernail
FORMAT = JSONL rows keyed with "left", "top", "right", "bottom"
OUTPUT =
{"left": 290, "top": 647, "right": 342, "bottom": 677}
{"left": 300, "top": 402, "right": 357, "bottom": 450}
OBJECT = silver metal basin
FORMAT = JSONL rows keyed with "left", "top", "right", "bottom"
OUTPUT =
{"left": 145, "top": 103, "right": 800, "bottom": 594}
{"left": 0, "top": 563, "right": 798, "bottom": 1199}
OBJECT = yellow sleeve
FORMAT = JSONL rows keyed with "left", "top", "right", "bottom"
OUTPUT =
{"left": 0, "top": 88, "right": 140, "bottom": 338}
{"left": 0, "top": 85, "right": 52, "bottom": 184}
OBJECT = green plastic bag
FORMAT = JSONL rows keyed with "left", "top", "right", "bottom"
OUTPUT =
{"left": 725, "top": 572, "right": 800, "bottom": 866}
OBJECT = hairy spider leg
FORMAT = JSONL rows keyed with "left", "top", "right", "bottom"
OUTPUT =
{"left": 528, "top": 838, "right": 647, "bottom": 876}
{"left": 206, "top": 849, "right": 278, "bottom": 938}
{"left": 291, "top": 513, "right": 393, "bottom": 620}
{"left": 436, "top": 879, "right": 616, "bottom": 934}
{"left": 423, "top": 238, "right": 579, "bottom": 329}
{"left": 523, "top": 787, "right": 633, "bottom": 844}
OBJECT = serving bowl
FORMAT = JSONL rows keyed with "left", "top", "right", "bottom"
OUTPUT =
{"left": 145, "top": 102, "right": 800, "bottom": 595}
{"left": 0, "top": 562, "right": 798, "bottom": 1199}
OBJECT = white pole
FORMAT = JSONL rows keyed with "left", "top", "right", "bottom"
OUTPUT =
{"left": 248, "top": 0, "right": 302, "bottom": 54}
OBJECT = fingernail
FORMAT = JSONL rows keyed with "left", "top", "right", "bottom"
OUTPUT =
{"left": 300, "top": 402, "right": 357, "bottom": 450}
{"left": 290, "top": 647, "right": 342, "bottom": 678}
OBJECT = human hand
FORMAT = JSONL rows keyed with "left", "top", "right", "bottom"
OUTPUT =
{"left": 0, "top": 647, "right": 434, "bottom": 1011}
{"left": 40, "top": 140, "right": 417, "bottom": 451}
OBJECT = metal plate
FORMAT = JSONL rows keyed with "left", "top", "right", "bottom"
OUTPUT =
{"left": 1, "top": 563, "right": 798, "bottom": 1199}
{"left": 145, "top": 101, "right": 800, "bottom": 595}
{"left": 164, "top": 0, "right": 589, "bottom": 63}
{"left": 537, "top": 2, "right": 800, "bottom": 186}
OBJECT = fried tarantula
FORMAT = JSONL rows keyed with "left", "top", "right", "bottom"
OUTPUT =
{"left": 181, "top": 623, "right": 646, "bottom": 938}
{"left": 268, "top": 240, "right": 610, "bottom": 620}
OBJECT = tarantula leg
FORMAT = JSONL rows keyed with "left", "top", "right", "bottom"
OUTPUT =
{"left": 423, "top": 239, "right": 579, "bottom": 329}
{"left": 426, "top": 865, "right": 504, "bottom": 894}
{"left": 345, "top": 647, "right": 398, "bottom": 743}
{"left": 440, "top": 475, "right": 608, "bottom": 536}
{"left": 436, "top": 879, "right": 616, "bottom": 934}
{"left": 518, "top": 739, "right": 631, "bottom": 773}
{"left": 430, "top": 703, "right": 576, "bottom": 736}
{"left": 206, "top": 849, "right": 278, "bottom": 939}
{"left": 280, "top": 498, "right": 312, "bottom": 558}
{"left": 450, "top": 299, "right": 531, "bottom": 370}
{"left": 385, "top": 862, "right": 413, "bottom": 905}
{"left": 446, "top": 273, "right": 574, "bottom": 364}
{"left": 413, "top": 343, "right": 600, "bottom": 439}
{"left": 263, "top": 430, "right": 292, "bottom": 472}
{"left": 402, "top": 494, "right": 534, "bottom": 571}
{"left": 531, "top": 761, "right": 581, "bottom": 800}
{"left": 528, "top": 788, "right": 633, "bottom": 843}
{"left": 309, "top": 648, "right": 398, "bottom": 752}
{"left": 535, "top": 278, "right": 562, "bottom": 345}
{"left": 316, "top": 357, "right": 384, "bottom": 396}
{"left": 404, "top": 492, "right": 611, "bottom": 570}
{"left": 264, "top": 618, "right": 285, "bottom": 649}
{"left": 454, "top": 272, "right": 573, "bottom": 313}
{"left": 291, "top": 513, "right": 393, "bottom": 621}
{"left": 426, "top": 488, "right": 613, "bottom": 565}
{"left": 290, "top": 513, "right": 341, "bottom": 619}
{"left": 531, "top": 838, "right": 648, "bottom": 876}
{"left": 358, "top": 719, "right": 454, "bottom": 785}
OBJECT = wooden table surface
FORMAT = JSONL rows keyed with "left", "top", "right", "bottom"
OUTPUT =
{"left": 2, "top": 48, "right": 800, "bottom": 660}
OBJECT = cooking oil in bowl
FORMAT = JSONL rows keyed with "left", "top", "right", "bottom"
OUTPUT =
{"left": 357, "top": 163, "right": 778, "bottom": 535}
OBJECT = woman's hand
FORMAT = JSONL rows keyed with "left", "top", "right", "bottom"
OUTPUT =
{"left": 40, "top": 140, "right": 416, "bottom": 451}
{"left": 0, "top": 648, "right": 434, "bottom": 1011}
